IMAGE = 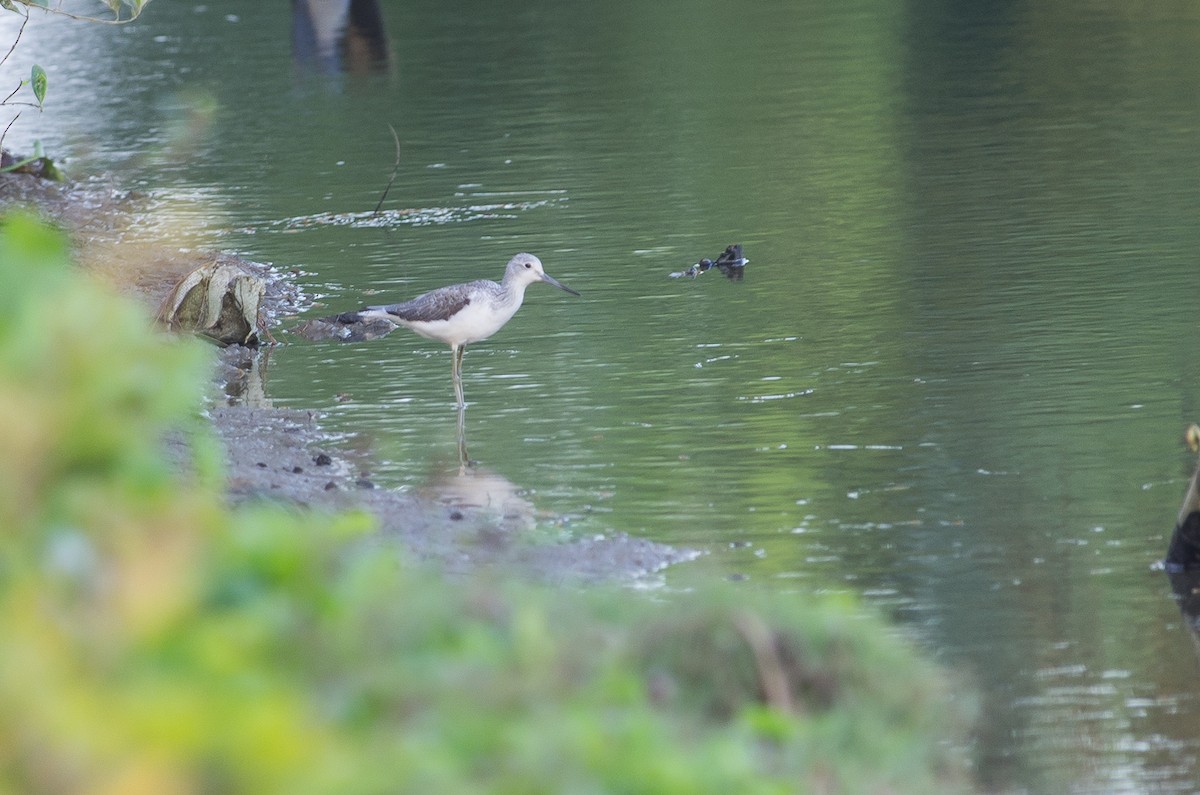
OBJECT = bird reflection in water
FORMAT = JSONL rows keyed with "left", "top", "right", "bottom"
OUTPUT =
{"left": 416, "top": 405, "right": 537, "bottom": 535}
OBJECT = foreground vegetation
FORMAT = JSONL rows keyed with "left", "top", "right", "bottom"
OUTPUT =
{"left": 0, "top": 213, "right": 980, "bottom": 793}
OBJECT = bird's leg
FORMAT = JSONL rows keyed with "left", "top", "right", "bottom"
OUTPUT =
{"left": 452, "top": 344, "right": 466, "bottom": 409}
{"left": 456, "top": 403, "right": 470, "bottom": 472}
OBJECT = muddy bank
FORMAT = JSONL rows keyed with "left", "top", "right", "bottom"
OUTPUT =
{"left": 3, "top": 171, "right": 695, "bottom": 583}
{"left": 205, "top": 402, "right": 697, "bottom": 582}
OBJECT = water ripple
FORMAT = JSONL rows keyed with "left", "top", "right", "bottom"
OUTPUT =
{"left": 245, "top": 193, "right": 567, "bottom": 232}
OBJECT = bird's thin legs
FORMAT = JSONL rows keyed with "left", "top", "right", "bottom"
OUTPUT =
{"left": 456, "top": 404, "right": 470, "bottom": 471}
{"left": 452, "top": 344, "right": 466, "bottom": 409}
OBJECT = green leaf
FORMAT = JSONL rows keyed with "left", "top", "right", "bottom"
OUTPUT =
{"left": 118, "top": 0, "right": 148, "bottom": 18}
{"left": 29, "top": 64, "right": 46, "bottom": 107}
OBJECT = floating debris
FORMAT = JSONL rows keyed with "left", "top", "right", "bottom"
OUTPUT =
{"left": 670, "top": 258, "right": 713, "bottom": 280}
{"left": 670, "top": 244, "right": 749, "bottom": 280}
{"left": 295, "top": 312, "right": 398, "bottom": 343}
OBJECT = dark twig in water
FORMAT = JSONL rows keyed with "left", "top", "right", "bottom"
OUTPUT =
{"left": 0, "top": 111, "right": 21, "bottom": 160}
{"left": 1, "top": 10, "right": 38, "bottom": 163}
{"left": 0, "top": 8, "right": 29, "bottom": 71}
{"left": 371, "top": 123, "right": 402, "bottom": 215}
{"left": 0, "top": 82, "right": 22, "bottom": 105}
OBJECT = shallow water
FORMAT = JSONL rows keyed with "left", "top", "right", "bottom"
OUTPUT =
{"left": 6, "top": 2, "right": 1200, "bottom": 790}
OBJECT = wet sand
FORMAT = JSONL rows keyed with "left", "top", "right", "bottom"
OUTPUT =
{"left": 205, "top": 402, "right": 697, "bottom": 581}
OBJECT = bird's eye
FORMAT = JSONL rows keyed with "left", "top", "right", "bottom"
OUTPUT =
{"left": 524, "top": 262, "right": 532, "bottom": 269}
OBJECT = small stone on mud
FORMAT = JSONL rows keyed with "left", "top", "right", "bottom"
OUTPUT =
{"left": 449, "top": 510, "right": 465, "bottom": 521}
{"left": 292, "top": 466, "right": 303, "bottom": 474}
{"left": 356, "top": 478, "right": 375, "bottom": 489}
{"left": 314, "top": 453, "right": 332, "bottom": 466}
{"left": 324, "top": 481, "right": 338, "bottom": 491}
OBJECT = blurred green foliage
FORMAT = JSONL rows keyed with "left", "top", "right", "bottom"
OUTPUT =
{"left": 0, "top": 214, "right": 980, "bottom": 794}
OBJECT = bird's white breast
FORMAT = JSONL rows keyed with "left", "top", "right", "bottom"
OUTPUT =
{"left": 399, "top": 294, "right": 522, "bottom": 347}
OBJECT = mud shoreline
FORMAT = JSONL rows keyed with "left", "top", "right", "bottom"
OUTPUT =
{"left": 3, "top": 171, "right": 696, "bottom": 583}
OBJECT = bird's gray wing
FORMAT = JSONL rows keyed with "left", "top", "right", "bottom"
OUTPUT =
{"left": 373, "top": 287, "right": 472, "bottom": 324}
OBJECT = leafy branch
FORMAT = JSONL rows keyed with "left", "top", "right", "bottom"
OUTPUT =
{"left": 0, "top": 0, "right": 152, "bottom": 174}
{"left": 2, "top": 0, "right": 150, "bottom": 24}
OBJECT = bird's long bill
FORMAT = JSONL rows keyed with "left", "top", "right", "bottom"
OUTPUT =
{"left": 541, "top": 272, "right": 580, "bottom": 296}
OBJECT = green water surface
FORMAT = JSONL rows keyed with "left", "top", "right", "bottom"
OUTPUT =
{"left": 6, "top": 2, "right": 1200, "bottom": 790}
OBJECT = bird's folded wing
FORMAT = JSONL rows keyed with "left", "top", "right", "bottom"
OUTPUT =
{"left": 376, "top": 292, "right": 472, "bottom": 324}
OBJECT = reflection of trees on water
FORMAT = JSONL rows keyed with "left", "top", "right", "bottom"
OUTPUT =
{"left": 292, "top": 0, "right": 390, "bottom": 75}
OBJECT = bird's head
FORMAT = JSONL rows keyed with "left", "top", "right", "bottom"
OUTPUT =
{"left": 506, "top": 253, "right": 580, "bottom": 296}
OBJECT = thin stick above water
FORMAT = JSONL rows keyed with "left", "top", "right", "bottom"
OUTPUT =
{"left": 371, "top": 123, "right": 401, "bottom": 215}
